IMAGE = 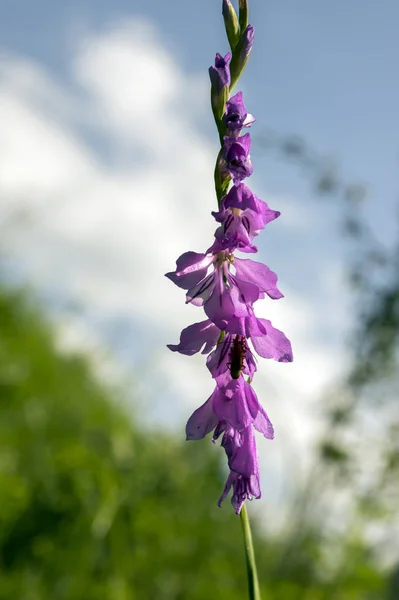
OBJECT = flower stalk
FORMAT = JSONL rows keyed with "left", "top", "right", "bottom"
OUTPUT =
{"left": 240, "top": 504, "right": 261, "bottom": 600}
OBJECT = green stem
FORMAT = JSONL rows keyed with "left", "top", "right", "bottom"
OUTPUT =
{"left": 240, "top": 504, "right": 261, "bottom": 600}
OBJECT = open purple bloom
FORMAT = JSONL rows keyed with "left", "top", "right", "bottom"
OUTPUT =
{"left": 186, "top": 377, "right": 274, "bottom": 439}
{"left": 209, "top": 52, "right": 232, "bottom": 92}
{"left": 223, "top": 92, "right": 255, "bottom": 137}
{"left": 209, "top": 184, "right": 280, "bottom": 253}
{"left": 166, "top": 250, "right": 263, "bottom": 330}
{"left": 223, "top": 133, "right": 253, "bottom": 182}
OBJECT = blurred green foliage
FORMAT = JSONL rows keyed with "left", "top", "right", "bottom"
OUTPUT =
{"left": 0, "top": 286, "right": 390, "bottom": 599}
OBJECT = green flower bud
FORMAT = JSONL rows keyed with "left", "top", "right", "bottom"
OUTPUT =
{"left": 222, "top": 0, "right": 240, "bottom": 50}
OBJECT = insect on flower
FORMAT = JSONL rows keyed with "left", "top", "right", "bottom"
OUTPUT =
{"left": 227, "top": 335, "right": 248, "bottom": 379}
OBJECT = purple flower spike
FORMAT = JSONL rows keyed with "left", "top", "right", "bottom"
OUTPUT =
{"left": 223, "top": 92, "right": 255, "bottom": 137}
{"left": 209, "top": 52, "right": 232, "bottom": 92}
{"left": 223, "top": 133, "right": 253, "bottom": 182}
{"left": 166, "top": 8, "right": 293, "bottom": 513}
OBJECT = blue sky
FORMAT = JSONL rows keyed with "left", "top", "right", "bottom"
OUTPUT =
{"left": 0, "top": 0, "right": 397, "bottom": 516}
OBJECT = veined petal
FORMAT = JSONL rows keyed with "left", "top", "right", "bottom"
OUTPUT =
{"left": 166, "top": 251, "right": 213, "bottom": 290}
{"left": 203, "top": 272, "right": 236, "bottom": 327}
{"left": 206, "top": 333, "right": 234, "bottom": 377}
{"left": 186, "top": 272, "right": 215, "bottom": 306}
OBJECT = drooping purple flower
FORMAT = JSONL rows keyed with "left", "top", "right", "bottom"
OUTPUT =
{"left": 209, "top": 52, "right": 232, "bottom": 92}
{"left": 186, "top": 376, "right": 274, "bottom": 439}
{"left": 219, "top": 470, "right": 261, "bottom": 514}
{"left": 223, "top": 133, "right": 253, "bottom": 182}
{"left": 217, "top": 426, "right": 261, "bottom": 514}
{"left": 223, "top": 91, "right": 255, "bottom": 136}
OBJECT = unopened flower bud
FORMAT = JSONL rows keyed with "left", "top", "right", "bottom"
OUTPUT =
{"left": 222, "top": 0, "right": 240, "bottom": 50}
{"left": 229, "top": 25, "right": 255, "bottom": 91}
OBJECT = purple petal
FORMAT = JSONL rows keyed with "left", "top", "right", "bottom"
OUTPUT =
{"left": 253, "top": 403, "right": 274, "bottom": 439}
{"left": 240, "top": 25, "right": 255, "bottom": 62}
{"left": 258, "top": 199, "right": 281, "bottom": 225}
{"left": 237, "top": 132, "right": 251, "bottom": 154}
{"left": 186, "top": 397, "right": 218, "bottom": 440}
{"left": 220, "top": 424, "right": 243, "bottom": 460}
{"left": 166, "top": 252, "right": 213, "bottom": 290}
{"left": 217, "top": 471, "right": 235, "bottom": 507}
{"left": 225, "top": 313, "right": 267, "bottom": 338}
{"left": 167, "top": 320, "right": 220, "bottom": 356}
{"left": 186, "top": 272, "right": 215, "bottom": 306}
{"left": 203, "top": 271, "right": 236, "bottom": 327}
{"left": 234, "top": 258, "right": 284, "bottom": 300}
{"left": 209, "top": 52, "right": 231, "bottom": 91}
{"left": 229, "top": 275, "right": 260, "bottom": 311}
{"left": 228, "top": 426, "right": 258, "bottom": 477}
{"left": 243, "top": 382, "right": 260, "bottom": 420}
{"left": 206, "top": 333, "right": 234, "bottom": 377}
{"left": 223, "top": 184, "right": 258, "bottom": 213}
{"left": 212, "top": 378, "right": 254, "bottom": 430}
{"left": 251, "top": 319, "right": 293, "bottom": 362}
